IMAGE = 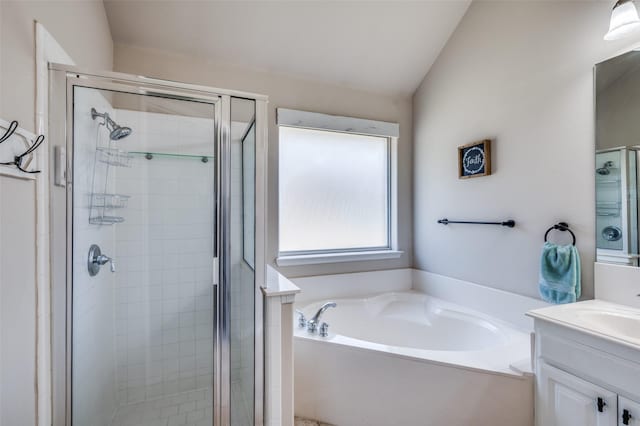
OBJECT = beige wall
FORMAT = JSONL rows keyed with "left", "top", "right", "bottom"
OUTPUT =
{"left": 0, "top": 178, "right": 37, "bottom": 426}
{"left": 1, "top": 1, "right": 113, "bottom": 133}
{"left": 114, "top": 44, "right": 413, "bottom": 278}
{"left": 0, "top": 2, "right": 112, "bottom": 425}
{"left": 413, "top": 1, "right": 640, "bottom": 300}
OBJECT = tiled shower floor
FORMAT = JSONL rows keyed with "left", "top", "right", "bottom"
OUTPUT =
{"left": 111, "top": 388, "right": 213, "bottom": 426}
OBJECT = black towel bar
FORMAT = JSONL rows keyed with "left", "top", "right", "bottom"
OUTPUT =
{"left": 437, "top": 218, "right": 516, "bottom": 228}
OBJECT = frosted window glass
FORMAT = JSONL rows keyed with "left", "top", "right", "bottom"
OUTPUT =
{"left": 279, "top": 126, "right": 389, "bottom": 253}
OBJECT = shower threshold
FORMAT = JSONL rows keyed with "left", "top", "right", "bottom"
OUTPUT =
{"left": 110, "top": 387, "right": 212, "bottom": 426}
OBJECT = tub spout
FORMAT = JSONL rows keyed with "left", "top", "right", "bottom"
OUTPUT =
{"left": 307, "top": 302, "right": 336, "bottom": 333}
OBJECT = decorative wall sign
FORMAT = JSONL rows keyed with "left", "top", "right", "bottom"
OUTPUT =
{"left": 458, "top": 139, "right": 491, "bottom": 179}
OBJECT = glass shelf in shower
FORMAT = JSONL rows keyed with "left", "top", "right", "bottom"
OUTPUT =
{"left": 597, "top": 212, "right": 621, "bottom": 217}
{"left": 596, "top": 179, "right": 622, "bottom": 184}
{"left": 129, "top": 151, "right": 215, "bottom": 162}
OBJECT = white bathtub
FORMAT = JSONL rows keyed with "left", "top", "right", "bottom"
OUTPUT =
{"left": 296, "top": 291, "right": 531, "bottom": 375}
{"left": 293, "top": 271, "right": 539, "bottom": 426}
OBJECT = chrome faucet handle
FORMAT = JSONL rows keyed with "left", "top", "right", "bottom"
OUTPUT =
{"left": 96, "top": 254, "right": 115, "bottom": 273}
{"left": 319, "top": 322, "right": 329, "bottom": 337}
{"left": 307, "top": 320, "right": 318, "bottom": 334}
{"left": 295, "top": 309, "right": 307, "bottom": 328}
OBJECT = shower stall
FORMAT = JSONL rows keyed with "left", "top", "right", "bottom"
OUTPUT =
{"left": 48, "top": 65, "right": 267, "bottom": 426}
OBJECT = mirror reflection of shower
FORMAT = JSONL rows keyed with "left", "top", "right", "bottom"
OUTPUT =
{"left": 91, "top": 107, "right": 132, "bottom": 140}
{"left": 596, "top": 160, "right": 615, "bottom": 176}
{"left": 594, "top": 148, "right": 640, "bottom": 265}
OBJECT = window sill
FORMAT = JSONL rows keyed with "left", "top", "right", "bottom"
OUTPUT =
{"left": 276, "top": 250, "right": 403, "bottom": 267}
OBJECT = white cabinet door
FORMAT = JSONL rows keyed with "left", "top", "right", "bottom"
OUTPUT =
{"left": 538, "top": 362, "right": 617, "bottom": 426}
{"left": 619, "top": 397, "right": 640, "bottom": 426}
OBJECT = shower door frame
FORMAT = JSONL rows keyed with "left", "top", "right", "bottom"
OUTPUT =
{"left": 49, "top": 64, "right": 267, "bottom": 426}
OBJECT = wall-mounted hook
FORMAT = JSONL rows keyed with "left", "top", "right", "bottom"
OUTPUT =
{"left": 0, "top": 120, "right": 18, "bottom": 144}
{"left": 0, "top": 134, "right": 45, "bottom": 174}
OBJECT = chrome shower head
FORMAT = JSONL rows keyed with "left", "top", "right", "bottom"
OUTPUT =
{"left": 109, "top": 125, "right": 132, "bottom": 140}
{"left": 596, "top": 160, "right": 614, "bottom": 175}
{"left": 91, "top": 107, "right": 132, "bottom": 140}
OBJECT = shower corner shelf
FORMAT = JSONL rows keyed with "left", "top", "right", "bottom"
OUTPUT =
{"left": 89, "top": 193, "right": 129, "bottom": 225}
{"left": 91, "top": 193, "right": 130, "bottom": 209}
{"left": 96, "top": 147, "right": 133, "bottom": 167}
{"left": 89, "top": 215, "right": 125, "bottom": 225}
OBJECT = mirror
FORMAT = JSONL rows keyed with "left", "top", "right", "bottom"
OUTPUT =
{"left": 595, "top": 51, "right": 640, "bottom": 266}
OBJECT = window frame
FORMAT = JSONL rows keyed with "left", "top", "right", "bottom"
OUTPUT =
{"left": 276, "top": 108, "right": 401, "bottom": 266}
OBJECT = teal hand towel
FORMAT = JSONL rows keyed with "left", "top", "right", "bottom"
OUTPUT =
{"left": 539, "top": 242, "right": 581, "bottom": 304}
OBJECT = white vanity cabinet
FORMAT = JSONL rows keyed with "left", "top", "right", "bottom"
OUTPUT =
{"left": 619, "top": 397, "right": 640, "bottom": 426}
{"left": 529, "top": 301, "right": 640, "bottom": 426}
{"left": 538, "top": 362, "right": 617, "bottom": 426}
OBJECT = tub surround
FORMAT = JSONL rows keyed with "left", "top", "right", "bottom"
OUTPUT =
{"left": 264, "top": 266, "right": 300, "bottom": 426}
{"left": 413, "top": 269, "right": 549, "bottom": 331}
{"left": 292, "top": 268, "right": 547, "bottom": 331}
{"left": 296, "top": 291, "right": 531, "bottom": 377}
{"left": 295, "top": 327, "right": 534, "bottom": 426}
{"left": 291, "top": 268, "right": 412, "bottom": 304}
{"left": 292, "top": 268, "right": 542, "bottom": 426}
{"left": 265, "top": 266, "right": 302, "bottom": 298}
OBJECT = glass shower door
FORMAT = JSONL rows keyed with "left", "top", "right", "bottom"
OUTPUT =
{"left": 229, "top": 98, "right": 256, "bottom": 426}
{"left": 71, "top": 84, "right": 219, "bottom": 426}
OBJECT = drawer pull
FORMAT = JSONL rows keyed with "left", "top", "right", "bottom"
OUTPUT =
{"left": 597, "top": 397, "right": 607, "bottom": 413}
{"left": 623, "top": 409, "right": 633, "bottom": 425}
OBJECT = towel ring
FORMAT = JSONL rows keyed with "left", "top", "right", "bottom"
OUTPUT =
{"left": 544, "top": 222, "right": 576, "bottom": 245}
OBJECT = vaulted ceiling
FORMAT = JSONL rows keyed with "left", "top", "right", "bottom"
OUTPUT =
{"left": 104, "top": 1, "right": 471, "bottom": 96}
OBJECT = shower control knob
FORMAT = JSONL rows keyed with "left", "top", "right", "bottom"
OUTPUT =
{"left": 88, "top": 244, "right": 115, "bottom": 276}
{"left": 602, "top": 226, "right": 622, "bottom": 242}
{"left": 319, "top": 322, "right": 330, "bottom": 338}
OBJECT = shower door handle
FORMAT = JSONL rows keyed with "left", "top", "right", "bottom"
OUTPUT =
{"left": 212, "top": 257, "right": 219, "bottom": 285}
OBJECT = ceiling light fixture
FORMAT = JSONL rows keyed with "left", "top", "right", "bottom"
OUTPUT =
{"left": 605, "top": 0, "right": 640, "bottom": 40}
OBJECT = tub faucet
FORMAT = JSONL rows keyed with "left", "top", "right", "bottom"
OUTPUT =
{"left": 295, "top": 309, "right": 307, "bottom": 328}
{"left": 307, "top": 302, "right": 336, "bottom": 333}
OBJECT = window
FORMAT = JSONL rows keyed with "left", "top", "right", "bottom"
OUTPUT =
{"left": 277, "top": 108, "right": 401, "bottom": 265}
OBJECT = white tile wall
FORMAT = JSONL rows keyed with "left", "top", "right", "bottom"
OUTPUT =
{"left": 72, "top": 103, "right": 256, "bottom": 425}
{"left": 72, "top": 87, "right": 119, "bottom": 426}
{"left": 112, "top": 110, "right": 215, "bottom": 407}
